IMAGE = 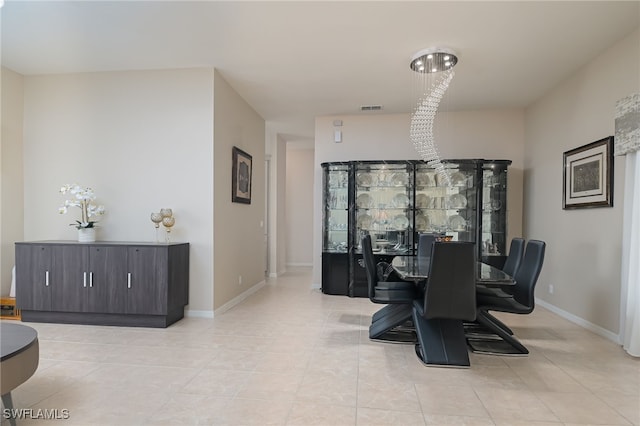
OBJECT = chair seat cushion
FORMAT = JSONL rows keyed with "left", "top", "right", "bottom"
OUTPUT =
{"left": 373, "top": 286, "right": 417, "bottom": 303}
{"left": 477, "top": 294, "right": 531, "bottom": 314}
{"left": 376, "top": 280, "right": 414, "bottom": 291}
{"left": 476, "top": 286, "right": 512, "bottom": 298}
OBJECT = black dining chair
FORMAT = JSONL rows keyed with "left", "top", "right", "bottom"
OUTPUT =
{"left": 476, "top": 237, "right": 525, "bottom": 299}
{"left": 503, "top": 237, "right": 525, "bottom": 277}
{"left": 412, "top": 241, "right": 477, "bottom": 367}
{"left": 472, "top": 239, "right": 546, "bottom": 354}
{"left": 362, "top": 235, "right": 419, "bottom": 342}
{"left": 370, "top": 261, "right": 415, "bottom": 326}
{"left": 417, "top": 233, "right": 438, "bottom": 258}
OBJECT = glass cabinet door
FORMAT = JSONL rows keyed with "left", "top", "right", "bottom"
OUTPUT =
{"left": 415, "top": 161, "right": 477, "bottom": 244}
{"left": 322, "top": 164, "right": 350, "bottom": 253}
{"left": 480, "top": 162, "right": 509, "bottom": 258}
{"left": 353, "top": 162, "right": 413, "bottom": 255}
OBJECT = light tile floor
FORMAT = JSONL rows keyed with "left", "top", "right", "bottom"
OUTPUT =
{"left": 2, "top": 267, "right": 639, "bottom": 425}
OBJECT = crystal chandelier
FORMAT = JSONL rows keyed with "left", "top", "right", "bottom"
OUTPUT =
{"left": 409, "top": 48, "right": 458, "bottom": 187}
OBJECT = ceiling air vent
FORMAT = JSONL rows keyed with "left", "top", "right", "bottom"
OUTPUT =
{"left": 360, "top": 105, "right": 383, "bottom": 111}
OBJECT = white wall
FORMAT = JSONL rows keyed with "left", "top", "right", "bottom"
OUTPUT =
{"left": 1, "top": 67, "right": 25, "bottom": 296}
{"left": 313, "top": 110, "right": 525, "bottom": 286}
{"left": 22, "top": 69, "right": 215, "bottom": 312}
{"left": 524, "top": 28, "right": 640, "bottom": 336}
{"left": 212, "top": 70, "right": 266, "bottom": 310}
{"left": 285, "top": 145, "right": 314, "bottom": 266}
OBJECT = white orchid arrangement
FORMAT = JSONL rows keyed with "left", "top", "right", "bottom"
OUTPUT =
{"left": 58, "top": 184, "right": 106, "bottom": 229}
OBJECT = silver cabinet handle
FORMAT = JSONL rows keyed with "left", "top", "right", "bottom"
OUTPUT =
{"left": 89, "top": 272, "right": 93, "bottom": 288}
{"left": 127, "top": 273, "right": 131, "bottom": 289}
{"left": 84, "top": 272, "right": 87, "bottom": 288}
{"left": 45, "top": 270, "right": 49, "bottom": 287}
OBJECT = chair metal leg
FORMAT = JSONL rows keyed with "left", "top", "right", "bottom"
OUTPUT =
{"left": 412, "top": 309, "right": 470, "bottom": 367}
{"left": 372, "top": 304, "right": 407, "bottom": 324}
{"left": 369, "top": 304, "right": 414, "bottom": 343}
{"left": 482, "top": 311, "right": 514, "bottom": 335}
{"left": 464, "top": 321, "right": 504, "bottom": 340}
{"left": 474, "top": 310, "right": 529, "bottom": 354}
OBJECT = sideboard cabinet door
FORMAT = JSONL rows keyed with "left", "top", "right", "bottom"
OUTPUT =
{"left": 126, "top": 246, "right": 166, "bottom": 315}
{"left": 87, "top": 246, "right": 128, "bottom": 314}
{"left": 16, "top": 244, "right": 53, "bottom": 311}
{"left": 51, "top": 245, "right": 87, "bottom": 313}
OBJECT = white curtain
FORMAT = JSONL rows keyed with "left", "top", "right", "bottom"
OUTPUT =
{"left": 622, "top": 151, "right": 640, "bottom": 356}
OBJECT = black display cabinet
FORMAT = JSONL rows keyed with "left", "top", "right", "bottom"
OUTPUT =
{"left": 321, "top": 162, "right": 350, "bottom": 295}
{"left": 321, "top": 159, "right": 511, "bottom": 297}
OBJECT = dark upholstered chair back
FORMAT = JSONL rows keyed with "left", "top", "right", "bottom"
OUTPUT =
{"left": 420, "top": 242, "right": 476, "bottom": 321}
{"left": 417, "top": 233, "right": 437, "bottom": 258}
{"left": 503, "top": 238, "right": 525, "bottom": 277}
{"left": 361, "top": 235, "right": 378, "bottom": 300}
{"left": 511, "top": 240, "right": 546, "bottom": 310}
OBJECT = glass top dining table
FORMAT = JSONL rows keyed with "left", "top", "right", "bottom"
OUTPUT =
{"left": 391, "top": 255, "right": 515, "bottom": 285}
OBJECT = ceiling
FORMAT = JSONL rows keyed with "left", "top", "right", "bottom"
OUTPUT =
{"left": 2, "top": 1, "right": 638, "bottom": 142}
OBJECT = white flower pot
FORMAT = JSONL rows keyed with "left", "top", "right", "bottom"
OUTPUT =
{"left": 78, "top": 227, "right": 96, "bottom": 243}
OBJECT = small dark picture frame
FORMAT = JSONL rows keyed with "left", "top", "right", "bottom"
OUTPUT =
{"left": 563, "top": 136, "right": 613, "bottom": 209}
{"left": 232, "top": 146, "right": 252, "bottom": 204}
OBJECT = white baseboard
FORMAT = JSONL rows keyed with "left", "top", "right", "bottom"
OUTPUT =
{"left": 268, "top": 268, "right": 287, "bottom": 278}
{"left": 185, "top": 309, "right": 214, "bottom": 319}
{"left": 214, "top": 280, "right": 266, "bottom": 316}
{"left": 535, "top": 298, "right": 621, "bottom": 344}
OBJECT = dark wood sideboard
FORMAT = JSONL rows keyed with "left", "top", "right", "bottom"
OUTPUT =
{"left": 15, "top": 241, "right": 189, "bottom": 328}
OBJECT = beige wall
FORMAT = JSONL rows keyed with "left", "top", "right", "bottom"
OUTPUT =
{"left": 313, "top": 110, "right": 525, "bottom": 285}
{"left": 213, "top": 70, "right": 266, "bottom": 310}
{"left": 285, "top": 146, "right": 314, "bottom": 266}
{"left": 1, "top": 68, "right": 25, "bottom": 296}
{"left": 275, "top": 135, "right": 288, "bottom": 276}
{"left": 9, "top": 66, "right": 266, "bottom": 316}
{"left": 524, "top": 28, "right": 640, "bottom": 336}
{"left": 264, "top": 126, "right": 288, "bottom": 277}
{"left": 21, "top": 69, "right": 215, "bottom": 313}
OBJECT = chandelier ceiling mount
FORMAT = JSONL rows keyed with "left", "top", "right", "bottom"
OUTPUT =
{"left": 410, "top": 47, "right": 458, "bottom": 74}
